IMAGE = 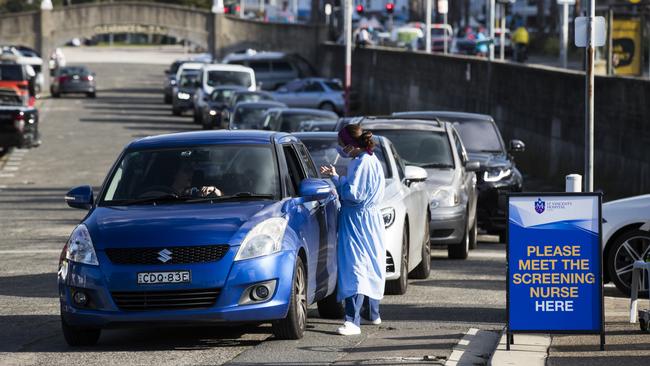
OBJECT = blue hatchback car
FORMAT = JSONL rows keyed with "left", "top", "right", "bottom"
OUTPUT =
{"left": 58, "top": 130, "right": 342, "bottom": 345}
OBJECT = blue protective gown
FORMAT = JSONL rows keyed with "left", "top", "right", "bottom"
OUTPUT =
{"left": 332, "top": 152, "right": 387, "bottom": 301}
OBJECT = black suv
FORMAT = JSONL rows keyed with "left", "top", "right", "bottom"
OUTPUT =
{"left": 394, "top": 111, "right": 525, "bottom": 241}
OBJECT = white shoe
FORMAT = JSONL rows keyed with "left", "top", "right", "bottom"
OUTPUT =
{"left": 337, "top": 321, "right": 361, "bottom": 335}
{"left": 361, "top": 317, "right": 381, "bottom": 325}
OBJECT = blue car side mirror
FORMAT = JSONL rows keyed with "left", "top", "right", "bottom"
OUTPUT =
{"left": 65, "top": 185, "right": 94, "bottom": 210}
{"left": 298, "top": 178, "right": 332, "bottom": 203}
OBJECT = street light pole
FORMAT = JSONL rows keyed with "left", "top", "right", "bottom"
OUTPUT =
{"left": 585, "top": 0, "right": 595, "bottom": 192}
{"left": 344, "top": 0, "right": 352, "bottom": 116}
{"left": 425, "top": 0, "right": 432, "bottom": 53}
{"left": 560, "top": 0, "right": 569, "bottom": 68}
{"left": 500, "top": 3, "right": 506, "bottom": 60}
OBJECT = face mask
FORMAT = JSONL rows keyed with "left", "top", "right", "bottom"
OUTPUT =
{"left": 336, "top": 145, "right": 350, "bottom": 158}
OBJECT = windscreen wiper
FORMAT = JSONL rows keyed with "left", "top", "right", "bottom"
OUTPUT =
{"left": 186, "top": 192, "right": 275, "bottom": 203}
{"left": 119, "top": 194, "right": 186, "bottom": 206}
{"left": 419, "top": 163, "right": 454, "bottom": 169}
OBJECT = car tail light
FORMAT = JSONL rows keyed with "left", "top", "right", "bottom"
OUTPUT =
{"left": 58, "top": 75, "right": 69, "bottom": 83}
{"left": 14, "top": 112, "right": 25, "bottom": 132}
{"left": 83, "top": 75, "right": 94, "bottom": 81}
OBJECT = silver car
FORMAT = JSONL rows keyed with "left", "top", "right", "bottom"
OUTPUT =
{"left": 272, "top": 78, "right": 345, "bottom": 115}
{"left": 297, "top": 132, "right": 431, "bottom": 295}
{"left": 358, "top": 117, "right": 480, "bottom": 260}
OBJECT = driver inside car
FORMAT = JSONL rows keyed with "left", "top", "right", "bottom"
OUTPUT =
{"left": 172, "top": 159, "right": 222, "bottom": 198}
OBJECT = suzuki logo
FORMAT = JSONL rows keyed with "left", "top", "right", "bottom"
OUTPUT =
{"left": 157, "top": 249, "right": 172, "bottom": 263}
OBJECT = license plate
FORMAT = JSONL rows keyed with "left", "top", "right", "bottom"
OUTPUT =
{"left": 137, "top": 271, "right": 190, "bottom": 284}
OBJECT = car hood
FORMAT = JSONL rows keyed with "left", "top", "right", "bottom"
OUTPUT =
{"left": 467, "top": 152, "right": 511, "bottom": 170}
{"left": 423, "top": 168, "right": 455, "bottom": 187}
{"left": 85, "top": 201, "right": 279, "bottom": 250}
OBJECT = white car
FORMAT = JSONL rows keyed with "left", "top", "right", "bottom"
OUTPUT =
{"left": 297, "top": 132, "right": 431, "bottom": 295}
{"left": 602, "top": 194, "right": 650, "bottom": 295}
{"left": 193, "top": 64, "right": 256, "bottom": 125}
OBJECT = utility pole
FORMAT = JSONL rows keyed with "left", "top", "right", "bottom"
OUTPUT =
{"left": 344, "top": 0, "right": 352, "bottom": 115}
{"left": 584, "top": 0, "right": 595, "bottom": 192}
{"left": 500, "top": 3, "right": 506, "bottom": 60}
{"left": 488, "top": 0, "right": 495, "bottom": 60}
{"left": 559, "top": 0, "right": 573, "bottom": 68}
{"left": 426, "top": 0, "right": 432, "bottom": 53}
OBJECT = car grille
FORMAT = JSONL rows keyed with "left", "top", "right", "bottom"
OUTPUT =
{"left": 386, "top": 251, "right": 395, "bottom": 273}
{"left": 105, "top": 245, "right": 229, "bottom": 265}
{"left": 111, "top": 288, "right": 220, "bottom": 311}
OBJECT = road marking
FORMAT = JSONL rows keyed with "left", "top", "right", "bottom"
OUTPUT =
{"left": 3, "top": 166, "right": 19, "bottom": 171}
{"left": 445, "top": 328, "right": 500, "bottom": 366}
{"left": 0, "top": 249, "right": 61, "bottom": 254}
{"left": 0, "top": 173, "right": 15, "bottom": 178}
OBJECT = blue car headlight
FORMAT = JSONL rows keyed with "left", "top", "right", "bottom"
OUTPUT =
{"left": 483, "top": 168, "right": 512, "bottom": 182}
{"left": 235, "top": 218, "right": 288, "bottom": 261}
{"left": 66, "top": 224, "right": 98, "bottom": 266}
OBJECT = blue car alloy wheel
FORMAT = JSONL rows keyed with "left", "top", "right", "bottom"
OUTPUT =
{"left": 57, "top": 131, "right": 341, "bottom": 346}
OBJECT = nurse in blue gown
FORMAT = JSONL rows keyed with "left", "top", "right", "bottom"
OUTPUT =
{"left": 320, "top": 124, "right": 386, "bottom": 336}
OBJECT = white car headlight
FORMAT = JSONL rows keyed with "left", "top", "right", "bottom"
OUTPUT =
{"left": 381, "top": 207, "right": 396, "bottom": 228}
{"left": 209, "top": 110, "right": 217, "bottom": 116}
{"left": 235, "top": 218, "right": 288, "bottom": 261}
{"left": 430, "top": 187, "right": 460, "bottom": 208}
{"left": 483, "top": 168, "right": 512, "bottom": 182}
{"left": 66, "top": 224, "right": 98, "bottom": 265}
{"left": 177, "top": 92, "right": 191, "bottom": 100}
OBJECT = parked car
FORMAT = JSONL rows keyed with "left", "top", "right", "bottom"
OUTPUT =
{"left": 272, "top": 78, "right": 345, "bottom": 114}
{"left": 393, "top": 111, "right": 525, "bottom": 242}
{"left": 51, "top": 66, "right": 96, "bottom": 98}
{"left": 199, "top": 85, "right": 249, "bottom": 130}
{"left": 172, "top": 69, "right": 200, "bottom": 116}
{"left": 228, "top": 101, "right": 287, "bottom": 130}
{"left": 348, "top": 117, "right": 480, "bottom": 259}
{"left": 222, "top": 50, "right": 314, "bottom": 90}
{"left": 193, "top": 64, "right": 256, "bottom": 124}
{"left": 601, "top": 194, "right": 650, "bottom": 296}
{"left": 163, "top": 57, "right": 213, "bottom": 104}
{"left": 297, "top": 132, "right": 431, "bottom": 294}
{"left": 0, "top": 87, "right": 39, "bottom": 149}
{"left": 1, "top": 45, "right": 44, "bottom": 95}
{"left": 229, "top": 90, "right": 275, "bottom": 106}
{"left": 262, "top": 108, "right": 338, "bottom": 132}
{"left": 0, "top": 61, "right": 35, "bottom": 106}
{"left": 59, "top": 130, "right": 342, "bottom": 346}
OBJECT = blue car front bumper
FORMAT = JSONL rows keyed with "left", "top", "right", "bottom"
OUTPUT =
{"left": 59, "top": 249, "right": 296, "bottom": 328}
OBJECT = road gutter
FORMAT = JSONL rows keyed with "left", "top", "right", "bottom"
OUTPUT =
{"left": 445, "top": 328, "right": 500, "bottom": 366}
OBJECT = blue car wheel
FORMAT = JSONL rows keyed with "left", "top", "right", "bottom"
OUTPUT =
{"left": 272, "top": 256, "right": 307, "bottom": 339}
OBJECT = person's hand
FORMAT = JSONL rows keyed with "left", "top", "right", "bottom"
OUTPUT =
{"left": 200, "top": 186, "right": 222, "bottom": 197}
{"left": 320, "top": 165, "right": 337, "bottom": 177}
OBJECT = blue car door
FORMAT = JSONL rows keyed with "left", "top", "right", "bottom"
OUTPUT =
{"left": 282, "top": 144, "right": 331, "bottom": 304}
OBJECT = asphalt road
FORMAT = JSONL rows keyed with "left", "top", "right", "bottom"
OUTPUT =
{"left": 0, "top": 55, "right": 506, "bottom": 366}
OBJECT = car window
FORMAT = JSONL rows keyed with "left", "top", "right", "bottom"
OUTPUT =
{"left": 211, "top": 89, "right": 237, "bottom": 102}
{"left": 390, "top": 144, "right": 405, "bottom": 180}
{"left": 272, "top": 61, "right": 294, "bottom": 72}
{"left": 452, "top": 121, "right": 504, "bottom": 153}
{"left": 249, "top": 61, "right": 270, "bottom": 73}
{"left": 235, "top": 93, "right": 273, "bottom": 104}
{"left": 101, "top": 146, "right": 279, "bottom": 204}
{"left": 231, "top": 106, "right": 273, "bottom": 130}
{"left": 301, "top": 138, "right": 391, "bottom": 179}
{"left": 283, "top": 80, "right": 304, "bottom": 92}
{"left": 207, "top": 70, "right": 252, "bottom": 88}
{"left": 372, "top": 129, "right": 454, "bottom": 169}
{"left": 296, "top": 144, "right": 319, "bottom": 178}
{"left": 283, "top": 145, "right": 306, "bottom": 196}
{"left": 178, "top": 71, "right": 199, "bottom": 88}
{"left": 0, "top": 65, "right": 24, "bottom": 81}
{"left": 304, "top": 82, "right": 324, "bottom": 92}
{"left": 325, "top": 81, "right": 343, "bottom": 91}
{"left": 270, "top": 114, "right": 337, "bottom": 132}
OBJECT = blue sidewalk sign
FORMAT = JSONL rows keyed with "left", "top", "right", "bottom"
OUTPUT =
{"left": 506, "top": 193, "right": 604, "bottom": 350}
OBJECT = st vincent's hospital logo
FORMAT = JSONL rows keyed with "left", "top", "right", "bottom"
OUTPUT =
{"left": 535, "top": 198, "right": 545, "bottom": 214}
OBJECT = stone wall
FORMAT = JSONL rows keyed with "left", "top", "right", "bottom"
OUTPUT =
{"left": 319, "top": 44, "right": 650, "bottom": 199}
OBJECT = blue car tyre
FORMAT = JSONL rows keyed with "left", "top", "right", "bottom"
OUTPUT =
{"left": 272, "top": 256, "right": 307, "bottom": 339}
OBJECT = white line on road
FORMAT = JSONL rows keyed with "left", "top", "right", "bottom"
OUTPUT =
{"left": 0, "top": 173, "right": 15, "bottom": 178}
{"left": 3, "top": 166, "right": 19, "bottom": 171}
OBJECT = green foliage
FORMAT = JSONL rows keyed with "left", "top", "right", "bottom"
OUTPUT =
{"left": 0, "top": 0, "right": 40, "bottom": 13}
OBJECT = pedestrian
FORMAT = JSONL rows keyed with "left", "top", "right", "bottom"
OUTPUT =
{"left": 476, "top": 27, "right": 489, "bottom": 57}
{"left": 320, "top": 125, "right": 387, "bottom": 336}
{"left": 512, "top": 25, "right": 529, "bottom": 62}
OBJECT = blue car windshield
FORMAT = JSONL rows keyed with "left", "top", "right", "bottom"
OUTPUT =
{"left": 452, "top": 121, "right": 504, "bottom": 153}
{"left": 372, "top": 129, "right": 454, "bottom": 169}
{"left": 301, "top": 138, "right": 391, "bottom": 179}
{"left": 101, "top": 145, "right": 280, "bottom": 205}
{"left": 231, "top": 106, "right": 273, "bottom": 130}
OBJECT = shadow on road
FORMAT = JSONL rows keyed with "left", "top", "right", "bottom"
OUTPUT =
{"left": 0, "top": 272, "right": 58, "bottom": 298}
{"left": 379, "top": 303, "right": 505, "bottom": 324}
{"left": 411, "top": 278, "right": 504, "bottom": 291}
